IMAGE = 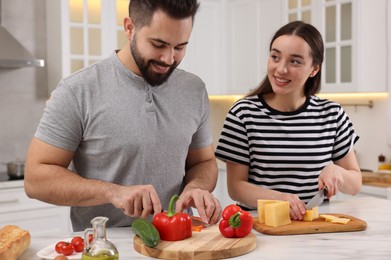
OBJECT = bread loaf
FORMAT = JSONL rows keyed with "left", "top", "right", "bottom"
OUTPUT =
{"left": 0, "top": 225, "right": 31, "bottom": 260}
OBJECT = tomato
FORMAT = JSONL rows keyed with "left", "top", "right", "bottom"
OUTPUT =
{"left": 61, "top": 242, "right": 74, "bottom": 256}
{"left": 71, "top": 236, "right": 83, "bottom": 244}
{"left": 55, "top": 241, "right": 67, "bottom": 254}
{"left": 70, "top": 236, "right": 84, "bottom": 252}
{"left": 88, "top": 234, "right": 94, "bottom": 243}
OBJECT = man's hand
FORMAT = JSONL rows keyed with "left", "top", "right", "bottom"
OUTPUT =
{"left": 175, "top": 188, "right": 221, "bottom": 224}
{"left": 111, "top": 184, "right": 162, "bottom": 219}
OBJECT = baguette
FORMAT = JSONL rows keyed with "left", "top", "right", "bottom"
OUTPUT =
{"left": 0, "top": 225, "right": 31, "bottom": 260}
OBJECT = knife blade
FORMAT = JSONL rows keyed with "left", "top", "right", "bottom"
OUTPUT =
{"left": 191, "top": 216, "right": 213, "bottom": 227}
{"left": 305, "top": 188, "right": 327, "bottom": 209}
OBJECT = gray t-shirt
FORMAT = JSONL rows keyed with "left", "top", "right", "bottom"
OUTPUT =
{"left": 35, "top": 51, "right": 213, "bottom": 231}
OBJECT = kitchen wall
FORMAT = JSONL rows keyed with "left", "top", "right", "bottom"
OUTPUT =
{"left": 210, "top": 94, "right": 391, "bottom": 172}
{"left": 0, "top": 0, "right": 390, "bottom": 174}
{"left": 0, "top": 0, "right": 47, "bottom": 170}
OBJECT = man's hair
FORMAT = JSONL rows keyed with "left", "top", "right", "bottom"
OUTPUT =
{"left": 129, "top": 0, "right": 200, "bottom": 30}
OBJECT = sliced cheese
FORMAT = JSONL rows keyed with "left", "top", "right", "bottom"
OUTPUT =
{"left": 331, "top": 217, "right": 351, "bottom": 224}
{"left": 303, "top": 206, "right": 319, "bottom": 221}
{"left": 320, "top": 214, "right": 350, "bottom": 224}
{"left": 320, "top": 214, "right": 338, "bottom": 222}
{"left": 264, "top": 201, "right": 291, "bottom": 228}
{"left": 257, "top": 200, "right": 279, "bottom": 224}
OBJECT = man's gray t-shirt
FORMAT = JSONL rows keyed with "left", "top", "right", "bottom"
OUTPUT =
{"left": 35, "top": 51, "right": 213, "bottom": 231}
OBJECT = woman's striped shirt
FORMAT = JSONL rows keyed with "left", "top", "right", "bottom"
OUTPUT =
{"left": 215, "top": 95, "right": 359, "bottom": 209}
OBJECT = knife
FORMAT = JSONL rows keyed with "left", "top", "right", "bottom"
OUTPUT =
{"left": 305, "top": 188, "right": 327, "bottom": 209}
{"left": 191, "top": 216, "right": 213, "bottom": 227}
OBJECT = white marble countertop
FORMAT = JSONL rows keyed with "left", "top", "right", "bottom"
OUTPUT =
{"left": 19, "top": 196, "right": 391, "bottom": 260}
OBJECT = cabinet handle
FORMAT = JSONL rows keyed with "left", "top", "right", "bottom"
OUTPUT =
{"left": 0, "top": 198, "right": 19, "bottom": 204}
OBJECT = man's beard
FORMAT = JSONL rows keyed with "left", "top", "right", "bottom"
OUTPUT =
{"left": 130, "top": 36, "right": 178, "bottom": 86}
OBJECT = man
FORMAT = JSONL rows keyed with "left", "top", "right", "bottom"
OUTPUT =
{"left": 24, "top": 0, "right": 221, "bottom": 231}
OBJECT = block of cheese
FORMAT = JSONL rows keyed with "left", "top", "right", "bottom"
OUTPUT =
{"left": 264, "top": 201, "right": 291, "bottom": 227}
{"left": 303, "top": 207, "right": 319, "bottom": 221}
{"left": 257, "top": 200, "right": 279, "bottom": 224}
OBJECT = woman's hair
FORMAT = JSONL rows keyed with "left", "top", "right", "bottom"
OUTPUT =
{"left": 246, "top": 20, "right": 324, "bottom": 97}
{"left": 128, "top": 0, "right": 200, "bottom": 30}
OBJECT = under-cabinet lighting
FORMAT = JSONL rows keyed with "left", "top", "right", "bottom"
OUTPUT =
{"left": 317, "top": 92, "right": 388, "bottom": 100}
{"left": 209, "top": 95, "right": 243, "bottom": 101}
{"left": 209, "top": 92, "right": 388, "bottom": 101}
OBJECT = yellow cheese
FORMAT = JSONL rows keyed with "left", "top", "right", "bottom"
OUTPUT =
{"left": 257, "top": 200, "right": 279, "bottom": 224}
{"left": 303, "top": 207, "right": 319, "bottom": 221}
{"left": 264, "top": 201, "right": 291, "bottom": 227}
{"left": 319, "top": 214, "right": 338, "bottom": 222}
{"left": 331, "top": 217, "right": 350, "bottom": 224}
{"left": 320, "top": 214, "right": 350, "bottom": 224}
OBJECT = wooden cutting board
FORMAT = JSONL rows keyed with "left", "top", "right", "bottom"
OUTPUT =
{"left": 133, "top": 225, "right": 256, "bottom": 260}
{"left": 253, "top": 214, "right": 367, "bottom": 235}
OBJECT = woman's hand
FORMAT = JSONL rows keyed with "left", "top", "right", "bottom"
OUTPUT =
{"left": 318, "top": 162, "right": 344, "bottom": 198}
{"left": 280, "top": 193, "right": 307, "bottom": 221}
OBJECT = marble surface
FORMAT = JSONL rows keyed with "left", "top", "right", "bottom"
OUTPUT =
{"left": 19, "top": 196, "right": 391, "bottom": 260}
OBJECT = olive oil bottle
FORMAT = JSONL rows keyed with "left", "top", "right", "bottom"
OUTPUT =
{"left": 82, "top": 217, "right": 119, "bottom": 260}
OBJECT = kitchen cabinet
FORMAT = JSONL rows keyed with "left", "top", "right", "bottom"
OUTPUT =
{"left": 186, "top": 0, "right": 387, "bottom": 94}
{"left": 179, "top": 0, "right": 226, "bottom": 95}
{"left": 0, "top": 185, "right": 71, "bottom": 235}
{"left": 45, "top": 0, "right": 128, "bottom": 95}
{"left": 180, "top": 0, "right": 284, "bottom": 95}
{"left": 45, "top": 0, "right": 285, "bottom": 95}
{"left": 285, "top": 0, "right": 388, "bottom": 93}
{"left": 225, "top": 0, "right": 284, "bottom": 95}
{"left": 45, "top": 0, "right": 388, "bottom": 95}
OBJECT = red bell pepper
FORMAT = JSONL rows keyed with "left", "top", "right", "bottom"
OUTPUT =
{"left": 152, "top": 194, "right": 192, "bottom": 241}
{"left": 219, "top": 204, "right": 253, "bottom": 238}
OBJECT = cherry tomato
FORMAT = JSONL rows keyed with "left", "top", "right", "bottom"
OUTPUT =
{"left": 71, "top": 236, "right": 84, "bottom": 252}
{"left": 55, "top": 241, "right": 67, "bottom": 254}
{"left": 61, "top": 242, "right": 74, "bottom": 256}
{"left": 88, "top": 234, "right": 93, "bottom": 243}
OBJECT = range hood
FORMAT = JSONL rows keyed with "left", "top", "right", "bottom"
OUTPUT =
{"left": 0, "top": 0, "right": 44, "bottom": 68}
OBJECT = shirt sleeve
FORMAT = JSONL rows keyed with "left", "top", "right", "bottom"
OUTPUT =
{"left": 332, "top": 106, "right": 359, "bottom": 161}
{"left": 34, "top": 81, "right": 83, "bottom": 152}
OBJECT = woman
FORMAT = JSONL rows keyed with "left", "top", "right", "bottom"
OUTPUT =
{"left": 215, "top": 21, "right": 361, "bottom": 220}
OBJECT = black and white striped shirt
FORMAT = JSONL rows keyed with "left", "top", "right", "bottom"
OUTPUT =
{"left": 215, "top": 95, "right": 359, "bottom": 209}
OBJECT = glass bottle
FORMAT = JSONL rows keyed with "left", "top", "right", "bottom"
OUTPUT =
{"left": 82, "top": 216, "right": 119, "bottom": 260}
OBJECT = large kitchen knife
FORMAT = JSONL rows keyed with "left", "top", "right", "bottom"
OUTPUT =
{"left": 305, "top": 188, "right": 327, "bottom": 209}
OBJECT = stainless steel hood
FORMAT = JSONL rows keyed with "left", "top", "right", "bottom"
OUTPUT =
{"left": 0, "top": 0, "right": 44, "bottom": 68}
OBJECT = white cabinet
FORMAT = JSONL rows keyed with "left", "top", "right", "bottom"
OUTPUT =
{"left": 180, "top": 0, "right": 226, "bottom": 95}
{"left": 284, "top": 0, "right": 388, "bottom": 93}
{"left": 46, "top": 0, "right": 388, "bottom": 95}
{"left": 187, "top": 0, "right": 388, "bottom": 94}
{"left": 226, "top": 0, "right": 284, "bottom": 95}
{"left": 181, "top": 0, "right": 284, "bottom": 95}
{"left": 46, "top": 0, "right": 128, "bottom": 94}
{"left": 353, "top": 0, "right": 387, "bottom": 93}
{"left": 0, "top": 186, "right": 71, "bottom": 235}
